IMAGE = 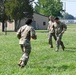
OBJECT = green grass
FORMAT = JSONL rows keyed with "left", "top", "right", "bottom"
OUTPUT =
{"left": 0, "top": 24, "right": 76, "bottom": 75}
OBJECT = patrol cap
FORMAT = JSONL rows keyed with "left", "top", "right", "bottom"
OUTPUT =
{"left": 54, "top": 17, "right": 59, "bottom": 20}
{"left": 25, "top": 19, "right": 32, "bottom": 25}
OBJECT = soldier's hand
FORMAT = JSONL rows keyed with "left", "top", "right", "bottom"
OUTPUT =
{"left": 31, "top": 38, "right": 36, "bottom": 40}
{"left": 61, "top": 31, "right": 64, "bottom": 34}
{"left": 31, "top": 35, "right": 37, "bottom": 40}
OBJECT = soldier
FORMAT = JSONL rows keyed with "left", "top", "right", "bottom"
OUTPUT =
{"left": 47, "top": 16, "right": 56, "bottom": 48}
{"left": 54, "top": 17, "right": 67, "bottom": 51}
{"left": 17, "top": 19, "right": 37, "bottom": 68}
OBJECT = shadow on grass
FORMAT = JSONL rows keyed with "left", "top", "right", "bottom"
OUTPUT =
{"left": 65, "top": 49, "right": 76, "bottom": 52}
{"left": 44, "top": 65, "right": 69, "bottom": 71}
{"left": 64, "top": 47, "right": 76, "bottom": 52}
{"left": 66, "top": 47, "right": 76, "bottom": 49}
{"left": 65, "top": 50, "right": 76, "bottom": 52}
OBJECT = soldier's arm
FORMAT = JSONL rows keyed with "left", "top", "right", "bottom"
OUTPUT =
{"left": 47, "top": 21, "right": 51, "bottom": 31}
{"left": 47, "top": 24, "right": 50, "bottom": 31}
{"left": 61, "top": 23, "right": 67, "bottom": 34}
{"left": 30, "top": 27, "right": 37, "bottom": 40}
{"left": 16, "top": 27, "right": 22, "bottom": 39}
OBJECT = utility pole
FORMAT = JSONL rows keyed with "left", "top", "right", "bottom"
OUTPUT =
{"left": 63, "top": 2, "right": 66, "bottom": 20}
{"left": 61, "top": 0, "right": 66, "bottom": 23}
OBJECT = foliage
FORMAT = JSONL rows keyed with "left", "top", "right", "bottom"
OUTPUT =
{"left": 34, "top": 0, "right": 63, "bottom": 17}
{"left": 0, "top": 0, "right": 8, "bottom": 31}
{"left": 5, "top": 0, "right": 33, "bottom": 21}
{"left": 0, "top": 24, "right": 76, "bottom": 75}
{"left": 0, "top": 0, "right": 34, "bottom": 21}
{"left": 0, "top": 0, "right": 8, "bottom": 22}
{"left": 4, "top": 0, "right": 34, "bottom": 31}
{"left": 63, "top": 13, "right": 75, "bottom": 19}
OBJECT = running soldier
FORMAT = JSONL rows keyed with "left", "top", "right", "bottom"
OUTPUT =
{"left": 17, "top": 19, "right": 37, "bottom": 68}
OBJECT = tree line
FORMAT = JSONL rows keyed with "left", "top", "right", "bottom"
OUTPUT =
{"left": 0, "top": 0, "right": 34, "bottom": 31}
{"left": 0, "top": 0, "right": 75, "bottom": 31}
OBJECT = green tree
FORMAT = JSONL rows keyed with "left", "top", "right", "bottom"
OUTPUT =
{"left": 5, "top": 0, "right": 33, "bottom": 31}
{"left": 0, "top": 0, "right": 8, "bottom": 31}
{"left": 34, "top": 0, "right": 63, "bottom": 17}
{"left": 63, "top": 13, "right": 75, "bottom": 19}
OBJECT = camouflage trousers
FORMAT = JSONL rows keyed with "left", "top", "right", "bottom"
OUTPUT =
{"left": 56, "top": 33, "right": 65, "bottom": 51}
{"left": 48, "top": 32, "right": 56, "bottom": 47}
{"left": 19, "top": 41, "right": 31, "bottom": 67}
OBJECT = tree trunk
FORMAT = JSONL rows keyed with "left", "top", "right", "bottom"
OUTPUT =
{"left": 18, "top": 19, "right": 21, "bottom": 28}
{"left": 14, "top": 20, "right": 17, "bottom": 32}
{"left": 14, "top": 19, "right": 21, "bottom": 32}
{"left": 2, "top": 20, "right": 5, "bottom": 32}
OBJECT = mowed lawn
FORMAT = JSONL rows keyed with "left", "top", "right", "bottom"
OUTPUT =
{"left": 0, "top": 24, "right": 76, "bottom": 75}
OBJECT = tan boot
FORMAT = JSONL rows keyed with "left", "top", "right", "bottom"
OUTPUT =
{"left": 18, "top": 60, "right": 22, "bottom": 66}
{"left": 20, "top": 61, "right": 25, "bottom": 68}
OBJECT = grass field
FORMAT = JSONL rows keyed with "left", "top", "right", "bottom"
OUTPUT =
{"left": 0, "top": 24, "right": 76, "bottom": 75}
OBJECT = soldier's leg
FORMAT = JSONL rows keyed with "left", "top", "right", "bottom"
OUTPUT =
{"left": 53, "top": 33, "right": 57, "bottom": 41}
{"left": 18, "top": 44, "right": 24, "bottom": 66}
{"left": 56, "top": 34, "right": 61, "bottom": 51}
{"left": 58, "top": 34, "right": 65, "bottom": 51}
{"left": 20, "top": 53, "right": 30, "bottom": 67}
{"left": 56, "top": 37, "right": 60, "bottom": 51}
{"left": 19, "top": 45, "right": 31, "bottom": 67}
{"left": 20, "top": 44, "right": 24, "bottom": 52}
{"left": 48, "top": 33, "right": 51, "bottom": 44}
{"left": 60, "top": 41, "right": 65, "bottom": 51}
{"left": 48, "top": 33, "right": 53, "bottom": 48}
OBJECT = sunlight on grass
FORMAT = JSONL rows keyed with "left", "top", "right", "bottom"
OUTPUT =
{"left": 0, "top": 24, "right": 76, "bottom": 75}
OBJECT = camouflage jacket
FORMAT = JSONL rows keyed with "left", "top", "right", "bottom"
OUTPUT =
{"left": 54, "top": 21, "right": 67, "bottom": 34}
{"left": 47, "top": 21, "right": 55, "bottom": 33}
{"left": 17, "top": 25, "right": 37, "bottom": 44}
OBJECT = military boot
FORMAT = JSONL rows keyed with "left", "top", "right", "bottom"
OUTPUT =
{"left": 62, "top": 46, "right": 65, "bottom": 51}
{"left": 20, "top": 61, "right": 25, "bottom": 68}
{"left": 18, "top": 60, "right": 22, "bottom": 66}
{"left": 50, "top": 45, "right": 53, "bottom": 48}
{"left": 18, "top": 60, "right": 25, "bottom": 68}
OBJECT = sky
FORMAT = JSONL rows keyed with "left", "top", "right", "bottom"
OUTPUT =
{"left": 34, "top": 0, "right": 76, "bottom": 17}
{"left": 62, "top": 0, "right": 76, "bottom": 17}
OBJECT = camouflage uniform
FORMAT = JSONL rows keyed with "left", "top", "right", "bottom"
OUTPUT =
{"left": 17, "top": 24, "right": 37, "bottom": 67}
{"left": 47, "top": 21, "right": 56, "bottom": 48}
{"left": 54, "top": 21, "right": 67, "bottom": 51}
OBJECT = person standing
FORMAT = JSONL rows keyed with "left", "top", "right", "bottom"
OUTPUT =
{"left": 17, "top": 19, "right": 37, "bottom": 68}
{"left": 47, "top": 16, "right": 56, "bottom": 48}
{"left": 54, "top": 17, "right": 67, "bottom": 51}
